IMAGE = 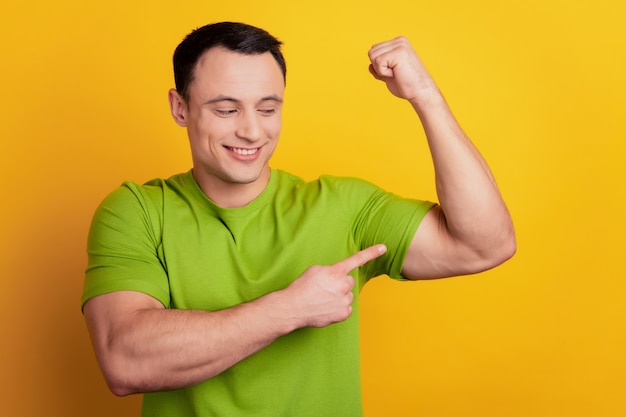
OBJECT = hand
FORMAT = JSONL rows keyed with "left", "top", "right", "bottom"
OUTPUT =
{"left": 368, "top": 36, "right": 438, "bottom": 103}
{"left": 282, "top": 244, "right": 387, "bottom": 328}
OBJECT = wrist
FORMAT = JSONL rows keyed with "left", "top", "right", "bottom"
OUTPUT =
{"left": 409, "top": 89, "right": 452, "bottom": 126}
{"left": 260, "top": 289, "right": 302, "bottom": 335}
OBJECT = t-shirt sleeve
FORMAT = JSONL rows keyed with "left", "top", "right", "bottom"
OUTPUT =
{"left": 81, "top": 182, "right": 170, "bottom": 310}
{"left": 324, "top": 176, "right": 436, "bottom": 281}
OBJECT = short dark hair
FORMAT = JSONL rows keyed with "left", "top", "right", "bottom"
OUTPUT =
{"left": 173, "top": 22, "right": 286, "bottom": 101}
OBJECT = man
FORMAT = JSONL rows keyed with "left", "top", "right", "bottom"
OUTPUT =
{"left": 82, "top": 22, "right": 515, "bottom": 416}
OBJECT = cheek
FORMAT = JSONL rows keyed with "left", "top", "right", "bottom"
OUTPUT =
{"left": 192, "top": 117, "right": 234, "bottom": 142}
{"left": 266, "top": 117, "right": 282, "bottom": 139}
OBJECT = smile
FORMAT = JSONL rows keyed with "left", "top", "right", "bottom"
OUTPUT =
{"left": 226, "top": 146, "right": 260, "bottom": 156}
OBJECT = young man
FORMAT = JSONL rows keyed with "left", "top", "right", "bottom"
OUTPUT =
{"left": 82, "top": 22, "right": 515, "bottom": 416}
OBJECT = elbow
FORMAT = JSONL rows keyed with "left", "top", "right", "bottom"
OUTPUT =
{"left": 107, "top": 378, "right": 136, "bottom": 398}
{"left": 102, "top": 367, "right": 138, "bottom": 397}
{"left": 501, "top": 222, "right": 517, "bottom": 261}
{"left": 495, "top": 235, "right": 516, "bottom": 266}
{"left": 481, "top": 227, "right": 517, "bottom": 270}
{"left": 98, "top": 354, "right": 144, "bottom": 397}
{"left": 503, "top": 232, "right": 517, "bottom": 261}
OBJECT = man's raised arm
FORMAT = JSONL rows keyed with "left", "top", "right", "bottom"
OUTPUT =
{"left": 368, "top": 37, "right": 516, "bottom": 279}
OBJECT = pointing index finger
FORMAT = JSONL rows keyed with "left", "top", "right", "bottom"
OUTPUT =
{"left": 334, "top": 244, "right": 387, "bottom": 274}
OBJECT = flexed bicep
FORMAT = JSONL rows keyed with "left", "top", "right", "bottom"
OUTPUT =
{"left": 401, "top": 205, "right": 511, "bottom": 280}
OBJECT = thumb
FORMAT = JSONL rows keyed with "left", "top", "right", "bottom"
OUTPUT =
{"left": 333, "top": 244, "right": 387, "bottom": 274}
{"left": 368, "top": 64, "right": 384, "bottom": 81}
{"left": 369, "top": 53, "right": 397, "bottom": 78}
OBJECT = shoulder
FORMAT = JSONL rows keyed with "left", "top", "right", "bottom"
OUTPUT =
{"left": 273, "top": 171, "right": 384, "bottom": 207}
{"left": 277, "top": 171, "right": 383, "bottom": 195}
{"left": 318, "top": 174, "right": 381, "bottom": 193}
{"left": 96, "top": 180, "right": 163, "bottom": 217}
{"left": 90, "top": 173, "right": 192, "bottom": 241}
{"left": 317, "top": 175, "right": 386, "bottom": 208}
{"left": 97, "top": 171, "right": 192, "bottom": 213}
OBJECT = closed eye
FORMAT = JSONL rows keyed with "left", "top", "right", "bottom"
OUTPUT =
{"left": 214, "top": 109, "right": 238, "bottom": 116}
{"left": 258, "top": 108, "right": 277, "bottom": 116}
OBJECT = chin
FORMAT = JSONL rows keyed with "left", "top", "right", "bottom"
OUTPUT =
{"left": 225, "top": 170, "right": 266, "bottom": 185}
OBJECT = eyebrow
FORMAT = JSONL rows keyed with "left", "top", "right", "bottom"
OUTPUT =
{"left": 205, "top": 95, "right": 283, "bottom": 105}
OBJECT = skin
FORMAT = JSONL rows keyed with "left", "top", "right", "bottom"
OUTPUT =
{"left": 364, "top": 37, "right": 517, "bottom": 279}
{"left": 168, "top": 47, "right": 285, "bottom": 208}
{"left": 84, "top": 38, "right": 516, "bottom": 396}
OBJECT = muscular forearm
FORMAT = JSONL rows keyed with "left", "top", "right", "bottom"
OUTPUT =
{"left": 86, "top": 290, "right": 297, "bottom": 396}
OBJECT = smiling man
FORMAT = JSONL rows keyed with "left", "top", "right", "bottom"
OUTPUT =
{"left": 169, "top": 45, "right": 285, "bottom": 208}
{"left": 82, "top": 22, "right": 515, "bottom": 416}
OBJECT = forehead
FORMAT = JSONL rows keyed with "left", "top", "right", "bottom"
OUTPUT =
{"left": 189, "top": 47, "right": 285, "bottom": 102}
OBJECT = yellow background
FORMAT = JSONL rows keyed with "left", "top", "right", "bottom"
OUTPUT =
{"left": 2, "top": 0, "right": 625, "bottom": 415}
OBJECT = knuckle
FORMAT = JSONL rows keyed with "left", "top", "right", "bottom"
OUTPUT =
{"left": 346, "top": 275, "right": 355, "bottom": 288}
{"left": 372, "top": 55, "right": 385, "bottom": 66}
{"left": 339, "top": 276, "right": 354, "bottom": 293}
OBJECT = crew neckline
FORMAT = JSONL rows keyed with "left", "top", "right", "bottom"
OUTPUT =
{"left": 182, "top": 169, "right": 279, "bottom": 217}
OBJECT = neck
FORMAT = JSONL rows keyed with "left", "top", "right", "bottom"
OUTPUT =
{"left": 192, "top": 168, "right": 271, "bottom": 208}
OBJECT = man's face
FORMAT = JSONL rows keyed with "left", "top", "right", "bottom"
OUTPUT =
{"left": 176, "top": 47, "right": 285, "bottom": 202}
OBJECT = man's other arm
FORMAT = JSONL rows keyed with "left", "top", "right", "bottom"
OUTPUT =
{"left": 83, "top": 244, "right": 386, "bottom": 395}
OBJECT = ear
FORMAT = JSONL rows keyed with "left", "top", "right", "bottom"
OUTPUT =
{"left": 168, "top": 88, "right": 189, "bottom": 127}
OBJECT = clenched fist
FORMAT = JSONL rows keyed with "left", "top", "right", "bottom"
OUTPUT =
{"left": 368, "top": 36, "right": 439, "bottom": 104}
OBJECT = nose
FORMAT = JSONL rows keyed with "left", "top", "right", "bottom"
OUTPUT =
{"left": 235, "top": 111, "right": 263, "bottom": 142}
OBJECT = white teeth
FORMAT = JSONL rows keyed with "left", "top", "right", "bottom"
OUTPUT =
{"left": 230, "top": 147, "right": 259, "bottom": 155}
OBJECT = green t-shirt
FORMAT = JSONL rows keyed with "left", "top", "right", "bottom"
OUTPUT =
{"left": 83, "top": 169, "right": 435, "bottom": 417}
